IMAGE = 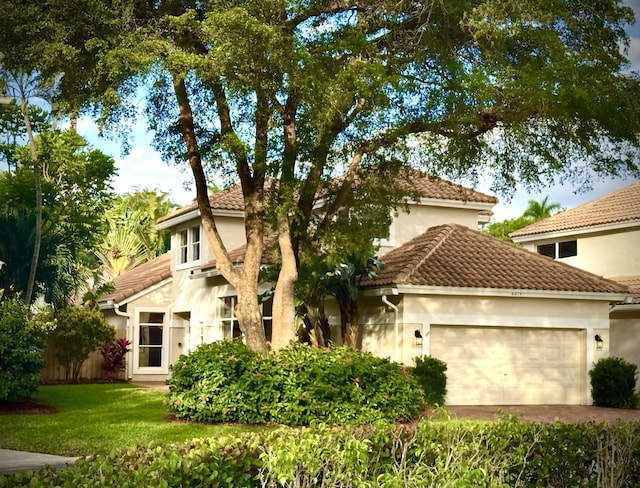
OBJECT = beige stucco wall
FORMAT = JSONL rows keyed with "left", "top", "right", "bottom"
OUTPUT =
{"left": 610, "top": 310, "right": 640, "bottom": 373}
{"left": 170, "top": 214, "right": 246, "bottom": 278}
{"left": 520, "top": 228, "right": 640, "bottom": 278}
{"left": 377, "top": 204, "right": 483, "bottom": 255}
{"left": 356, "top": 292, "right": 612, "bottom": 404}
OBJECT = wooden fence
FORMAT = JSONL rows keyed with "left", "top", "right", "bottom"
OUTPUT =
{"left": 41, "top": 329, "right": 127, "bottom": 382}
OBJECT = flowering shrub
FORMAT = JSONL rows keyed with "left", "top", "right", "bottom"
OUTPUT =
{"left": 101, "top": 337, "right": 132, "bottom": 380}
{"left": 167, "top": 341, "right": 425, "bottom": 425}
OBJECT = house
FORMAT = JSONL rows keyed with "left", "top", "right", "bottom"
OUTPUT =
{"left": 510, "top": 181, "right": 640, "bottom": 371}
{"left": 98, "top": 174, "right": 631, "bottom": 405}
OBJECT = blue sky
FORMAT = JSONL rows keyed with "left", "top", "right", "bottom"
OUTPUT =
{"left": 77, "top": 1, "right": 640, "bottom": 221}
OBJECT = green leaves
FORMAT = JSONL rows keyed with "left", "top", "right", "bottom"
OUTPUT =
{"left": 167, "top": 341, "right": 425, "bottom": 425}
{"left": 0, "top": 299, "right": 46, "bottom": 401}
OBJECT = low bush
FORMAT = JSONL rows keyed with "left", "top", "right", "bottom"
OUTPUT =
{"left": 51, "top": 306, "right": 116, "bottom": 381}
{"left": 167, "top": 340, "right": 425, "bottom": 425}
{"left": 411, "top": 355, "right": 447, "bottom": 406}
{"left": 0, "top": 299, "right": 47, "bottom": 401}
{"left": 5, "top": 418, "right": 640, "bottom": 487}
{"left": 589, "top": 356, "right": 639, "bottom": 408}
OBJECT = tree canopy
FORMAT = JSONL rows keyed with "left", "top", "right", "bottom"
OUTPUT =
{"left": 0, "top": 129, "right": 116, "bottom": 307}
{"left": 2, "top": 0, "right": 639, "bottom": 350}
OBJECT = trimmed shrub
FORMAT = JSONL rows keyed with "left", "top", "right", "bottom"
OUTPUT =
{"left": 411, "top": 355, "right": 447, "bottom": 406}
{"left": 589, "top": 356, "right": 638, "bottom": 408}
{"left": 52, "top": 306, "right": 116, "bottom": 381}
{"left": 167, "top": 340, "right": 425, "bottom": 425}
{"left": 0, "top": 299, "right": 47, "bottom": 401}
{"left": 4, "top": 418, "right": 640, "bottom": 487}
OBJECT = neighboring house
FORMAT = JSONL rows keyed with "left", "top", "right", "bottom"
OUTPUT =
{"left": 510, "top": 181, "right": 640, "bottom": 372}
{"left": 99, "top": 174, "right": 631, "bottom": 405}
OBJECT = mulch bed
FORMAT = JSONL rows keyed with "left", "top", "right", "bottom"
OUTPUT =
{"left": 0, "top": 397, "right": 58, "bottom": 415}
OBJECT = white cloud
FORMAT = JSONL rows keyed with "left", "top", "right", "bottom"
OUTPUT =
{"left": 77, "top": 116, "right": 195, "bottom": 206}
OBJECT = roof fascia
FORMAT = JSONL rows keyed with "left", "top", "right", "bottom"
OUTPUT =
{"left": 372, "top": 285, "right": 630, "bottom": 302}
{"left": 415, "top": 198, "right": 496, "bottom": 211}
{"left": 156, "top": 208, "right": 244, "bottom": 230}
{"left": 611, "top": 303, "right": 640, "bottom": 312}
{"left": 512, "top": 220, "right": 640, "bottom": 243}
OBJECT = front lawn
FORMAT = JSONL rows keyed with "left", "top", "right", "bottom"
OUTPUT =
{"left": 0, "top": 384, "right": 253, "bottom": 456}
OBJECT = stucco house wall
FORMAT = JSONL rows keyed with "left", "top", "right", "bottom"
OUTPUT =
{"left": 519, "top": 228, "right": 640, "bottom": 278}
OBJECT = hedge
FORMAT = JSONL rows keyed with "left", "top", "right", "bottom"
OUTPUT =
{"left": 4, "top": 416, "right": 640, "bottom": 487}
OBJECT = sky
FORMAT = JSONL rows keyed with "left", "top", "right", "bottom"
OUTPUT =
{"left": 76, "top": 1, "right": 640, "bottom": 222}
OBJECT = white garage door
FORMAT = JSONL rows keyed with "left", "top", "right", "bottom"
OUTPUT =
{"left": 430, "top": 326, "right": 584, "bottom": 405}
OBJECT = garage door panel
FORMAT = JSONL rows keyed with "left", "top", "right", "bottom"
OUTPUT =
{"left": 430, "top": 325, "right": 584, "bottom": 406}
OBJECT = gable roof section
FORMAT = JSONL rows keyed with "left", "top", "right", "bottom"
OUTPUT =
{"left": 99, "top": 252, "right": 172, "bottom": 305}
{"left": 610, "top": 276, "right": 640, "bottom": 304}
{"left": 401, "top": 170, "right": 497, "bottom": 204}
{"left": 157, "top": 172, "right": 497, "bottom": 228}
{"left": 157, "top": 185, "right": 245, "bottom": 225}
{"left": 363, "top": 224, "right": 629, "bottom": 296}
{"left": 510, "top": 181, "right": 640, "bottom": 238}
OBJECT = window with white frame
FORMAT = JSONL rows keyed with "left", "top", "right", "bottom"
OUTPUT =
{"left": 137, "top": 311, "right": 165, "bottom": 368}
{"left": 178, "top": 225, "right": 201, "bottom": 266}
{"left": 220, "top": 296, "right": 272, "bottom": 341}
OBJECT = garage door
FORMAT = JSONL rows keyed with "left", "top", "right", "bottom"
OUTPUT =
{"left": 430, "top": 326, "right": 584, "bottom": 405}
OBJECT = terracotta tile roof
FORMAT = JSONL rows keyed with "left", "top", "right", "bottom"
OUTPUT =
{"left": 100, "top": 253, "right": 172, "bottom": 304}
{"left": 197, "top": 233, "right": 278, "bottom": 272}
{"left": 511, "top": 181, "right": 640, "bottom": 238}
{"left": 156, "top": 185, "right": 245, "bottom": 224}
{"left": 610, "top": 276, "right": 640, "bottom": 304}
{"left": 363, "top": 224, "right": 629, "bottom": 295}
{"left": 398, "top": 169, "right": 497, "bottom": 204}
{"left": 158, "top": 172, "right": 497, "bottom": 226}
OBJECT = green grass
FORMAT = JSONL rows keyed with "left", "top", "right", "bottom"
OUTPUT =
{"left": 0, "top": 384, "right": 255, "bottom": 457}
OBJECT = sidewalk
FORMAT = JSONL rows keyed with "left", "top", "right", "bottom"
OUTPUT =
{"left": 0, "top": 449, "right": 79, "bottom": 476}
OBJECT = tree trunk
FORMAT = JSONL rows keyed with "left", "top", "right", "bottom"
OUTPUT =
{"left": 172, "top": 74, "right": 268, "bottom": 352}
{"left": 270, "top": 213, "right": 298, "bottom": 351}
{"left": 234, "top": 280, "right": 267, "bottom": 352}
{"left": 22, "top": 95, "right": 41, "bottom": 306}
{"left": 340, "top": 299, "right": 360, "bottom": 348}
{"left": 305, "top": 302, "right": 330, "bottom": 347}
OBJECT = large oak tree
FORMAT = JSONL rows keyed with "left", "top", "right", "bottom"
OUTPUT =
{"left": 3, "top": 0, "right": 639, "bottom": 351}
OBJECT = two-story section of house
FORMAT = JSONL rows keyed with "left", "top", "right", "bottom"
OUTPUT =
{"left": 510, "top": 181, "right": 640, "bottom": 369}
{"left": 99, "top": 174, "right": 631, "bottom": 407}
{"left": 99, "top": 173, "right": 497, "bottom": 382}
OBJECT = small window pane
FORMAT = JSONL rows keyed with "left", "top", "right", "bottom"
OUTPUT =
{"left": 537, "top": 243, "right": 556, "bottom": 259}
{"left": 191, "top": 227, "right": 200, "bottom": 261}
{"left": 558, "top": 240, "right": 577, "bottom": 258}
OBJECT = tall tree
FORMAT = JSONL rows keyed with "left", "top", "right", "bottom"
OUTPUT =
{"left": 0, "top": 71, "right": 52, "bottom": 305}
{"left": 0, "top": 130, "right": 115, "bottom": 308}
{"left": 3, "top": 0, "right": 640, "bottom": 350}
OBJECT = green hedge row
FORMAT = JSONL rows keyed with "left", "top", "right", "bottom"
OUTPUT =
{"left": 167, "top": 341, "right": 426, "bottom": 425}
{"left": 5, "top": 417, "right": 640, "bottom": 487}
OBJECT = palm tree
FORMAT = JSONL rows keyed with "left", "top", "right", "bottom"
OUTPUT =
{"left": 95, "top": 190, "right": 177, "bottom": 279}
{"left": 523, "top": 196, "right": 562, "bottom": 221}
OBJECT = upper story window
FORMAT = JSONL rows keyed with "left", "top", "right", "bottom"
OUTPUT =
{"left": 178, "top": 225, "right": 201, "bottom": 267}
{"left": 537, "top": 240, "right": 577, "bottom": 259}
